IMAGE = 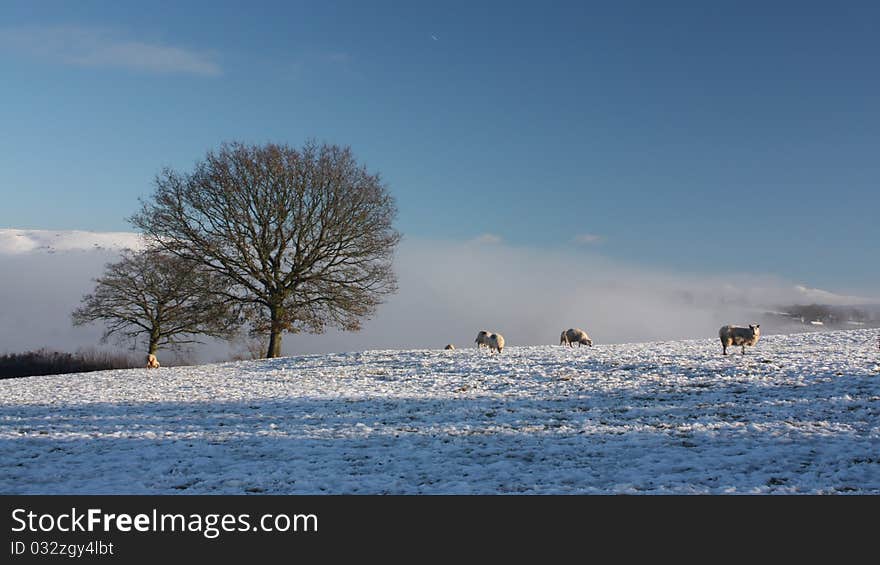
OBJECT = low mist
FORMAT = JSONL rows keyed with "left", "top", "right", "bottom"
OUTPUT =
{"left": 283, "top": 238, "right": 874, "bottom": 354}
{"left": 1, "top": 236, "right": 874, "bottom": 360}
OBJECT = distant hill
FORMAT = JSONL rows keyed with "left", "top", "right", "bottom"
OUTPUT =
{"left": 764, "top": 303, "right": 880, "bottom": 329}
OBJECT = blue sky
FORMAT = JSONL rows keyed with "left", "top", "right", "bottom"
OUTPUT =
{"left": 1, "top": 0, "right": 878, "bottom": 294}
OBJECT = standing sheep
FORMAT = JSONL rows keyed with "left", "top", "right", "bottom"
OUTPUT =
{"left": 560, "top": 328, "right": 593, "bottom": 347}
{"left": 719, "top": 324, "right": 761, "bottom": 355}
{"left": 486, "top": 332, "right": 505, "bottom": 353}
{"left": 475, "top": 330, "right": 492, "bottom": 349}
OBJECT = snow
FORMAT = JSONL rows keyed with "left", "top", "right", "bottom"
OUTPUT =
{"left": 0, "top": 228, "right": 143, "bottom": 255}
{"left": 1, "top": 329, "right": 878, "bottom": 494}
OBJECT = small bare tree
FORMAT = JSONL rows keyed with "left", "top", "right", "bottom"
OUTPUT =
{"left": 72, "top": 249, "right": 240, "bottom": 362}
{"left": 132, "top": 141, "right": 400, "bottom": 358}
{"left": 229, "top": 335, "right": 268, "bottom": 361}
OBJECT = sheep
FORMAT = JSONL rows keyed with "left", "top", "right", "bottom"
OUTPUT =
{"left": 444, "top": 344, "right": 455, "bottom": 350}
{"left": 146, "top": 353, "right": 160, "bottom": 369}
{"left": 486, "top": 332, "right": 505, "bottom": 353}
{"left": 560, "top": 328, "right": 593, "bottom": 348}
{"left": 719, "top": 324, "right": 761, "bottom": 355}
{"left": 475, "top": 330, "right": 504, "bottom": 352}
{"left": 475, "top": 330, "right": 492, "bottom": 349}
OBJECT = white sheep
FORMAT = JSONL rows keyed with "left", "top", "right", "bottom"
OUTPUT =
{"left": 560, "top": 328, "right": 593, "bottom": 347}
{"left": 486, "top": 332, "right": 505, "bottom": 353}
{"left": 146, "top": 353, "right": 160, "bottom": 368}
{"left": 719, "top": 324, "right": 761, "bottom": 355}
{"left": 474, "top": 330, "right": 492, "bottom": 349}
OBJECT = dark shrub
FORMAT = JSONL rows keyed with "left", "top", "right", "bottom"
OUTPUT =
{"left": 0, "top": 348, "right": 138, "bottom": 379}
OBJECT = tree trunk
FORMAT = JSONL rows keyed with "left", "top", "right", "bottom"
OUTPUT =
{"left": 266, "top": 305, "right": 284, "bottom": 358}
{"left": 266, "top": 330, "right": 283, "bottom": 358}
{"left": 148, "top": 332, "right": 160, "bottom": 355}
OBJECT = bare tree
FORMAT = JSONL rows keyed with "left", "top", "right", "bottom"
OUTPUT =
{"left": 72, "top": 249, "right": 240, "bottom": 360}
{"left": 131, "top": 141, "right": 401, "bottom": 358}
{"left": 229, "top": 335, "right": 268, "bottom": 362}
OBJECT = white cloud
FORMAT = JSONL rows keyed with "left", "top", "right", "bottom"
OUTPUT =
{"left": 471, "top": 233, "right": 502, "bottom": 244}
{"left": 791, "top": 284, "right": 872, "bottom": 306}
{"left": 0, "top": 25, "right": 221, "bottom": 76}
{"left": 573, "top": 233, "right": 604, "bottom": 245}
{"left": 0, "top": 229, "right": 143, "bottom": 255}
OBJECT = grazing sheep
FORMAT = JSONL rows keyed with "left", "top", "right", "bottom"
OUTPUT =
{"left": 444, "top": 344, "right": 455, "bottom": 350}
{"left": 475, "top": 330, "right": 492, "bottom": 349}
{"left": 486, "top": 333, "right": 505, "bottom": 353}
{"left": 146, "top": 353, "right": 160, "bottom": 368}
{"left": 560, "top": 328, "right": 593, "bottom": 348}
{"left": 719, "top": 324, "right": 761, "bottom": 355}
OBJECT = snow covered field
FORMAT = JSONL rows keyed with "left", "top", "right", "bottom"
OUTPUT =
{"left": 2, "top": 329, "right": 878, "bottom": 494}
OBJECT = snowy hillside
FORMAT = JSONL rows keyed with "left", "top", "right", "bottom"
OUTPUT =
{"left": 0, "top": 228, "right": 143, "bottom": 255}
{"left": 2, "top": 329, "right": 878, "bottom": 494}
